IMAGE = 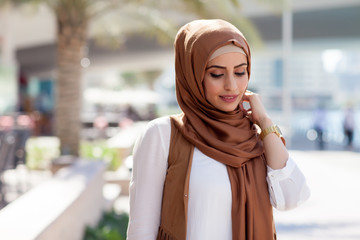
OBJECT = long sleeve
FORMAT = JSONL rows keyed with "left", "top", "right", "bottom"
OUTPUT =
{"left": 266, "top": 157, "right": 311, "bottom": 211}
{"left": 127, "top": 117, "right": 171, "bottom": 240}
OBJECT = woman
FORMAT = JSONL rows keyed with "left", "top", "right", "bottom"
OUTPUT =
{"left": 127, "top": 19, "right": 310, "bottom": 240}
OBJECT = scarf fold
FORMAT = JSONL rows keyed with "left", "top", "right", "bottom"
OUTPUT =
{"left": 172, "top": 19, "right": 275, "bottom": 240}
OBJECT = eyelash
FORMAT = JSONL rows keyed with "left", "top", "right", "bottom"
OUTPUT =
{"left": 210, "top": 72, "right": 246, "bottom": 78}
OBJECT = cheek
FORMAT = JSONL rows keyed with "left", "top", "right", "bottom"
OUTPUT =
{"left": 203, "top": 82, "right": 210, "bottom": 102}
{"left": 239, "top": 77, "right": 249, "bottom": 90}
{"left": 236, "top": 78, "right": 248, "bottom": 101}
{"left": 203, "top": 79, "right": 219, "bottom": 99}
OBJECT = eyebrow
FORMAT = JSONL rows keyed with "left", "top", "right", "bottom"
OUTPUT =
{"left": 206, "top": 63, "right": 247, "bottom": 70}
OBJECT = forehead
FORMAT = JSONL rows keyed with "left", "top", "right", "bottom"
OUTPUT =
{"left": 207, "top": 52, "right": 247, "bottom": 66}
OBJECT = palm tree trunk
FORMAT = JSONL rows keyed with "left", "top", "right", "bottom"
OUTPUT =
{"left": 54, "top": 5, "right": 88, "bottom": 156}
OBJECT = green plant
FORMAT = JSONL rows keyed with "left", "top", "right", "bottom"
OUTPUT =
{"left": 25, "top": 137, "right": 123, "bottom": 171}
{"left": 25, "top": 137, "right": 60, "bottom": 170}
{"left": 80, "top": 140, "right": 123, "bottom": 171}
{"left": 83, "top": 210, "right": 129, "bottom": 240}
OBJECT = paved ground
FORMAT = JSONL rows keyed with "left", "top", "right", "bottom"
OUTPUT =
{"left": 274, "top": 150, "right": 360, "bottom": 240}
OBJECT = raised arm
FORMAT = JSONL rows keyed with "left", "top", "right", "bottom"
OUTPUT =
{"left": 241, "top": 91, "right": 288, "bottom": 169}
{"left": 241, "top": 91, "right": 310, "bottom": 210}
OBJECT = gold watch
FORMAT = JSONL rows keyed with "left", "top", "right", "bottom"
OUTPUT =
{"left": 260, "top": 125, "right": 286, "bottom": 146}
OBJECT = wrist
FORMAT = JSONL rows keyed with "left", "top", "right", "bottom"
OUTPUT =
{"left": 260, "top": 124, "right": 286, "bottom": 146}
{"left": 258, "top": 116, "right": 273, "bottom": 129}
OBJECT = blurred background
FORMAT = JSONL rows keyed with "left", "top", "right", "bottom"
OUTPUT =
{"left": 0, "top": 0, "right": 360, "bottom": 239}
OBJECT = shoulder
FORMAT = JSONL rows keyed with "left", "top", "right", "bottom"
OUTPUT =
{"left": 147, "top": 116, "right": 171, "bottom": 128}
{"left": 133, "top": 117, "right": 171, "bottom": 165}
{"left": 144, "top": 116, "right": 171, "bottom": 137}
{"left": 134, "top": 116, "right": 171, "bottom": 155}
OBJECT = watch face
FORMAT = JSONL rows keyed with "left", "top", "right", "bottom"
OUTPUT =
{"left": 275, "top": 126, "right": 282, "bottom": 135}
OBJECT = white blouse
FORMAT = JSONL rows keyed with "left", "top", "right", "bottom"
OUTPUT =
{"left": 127, "top": 117, "right": 310, "bottom": 240}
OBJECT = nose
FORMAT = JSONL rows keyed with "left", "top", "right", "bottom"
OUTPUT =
{"left": 224, "top": 74, "right": 237, "bottom": 91}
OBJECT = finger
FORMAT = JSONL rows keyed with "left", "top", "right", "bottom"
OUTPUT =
{"left": 243, "top": 90, "right": 254, "bottom": 101}
{"left": 241, "top": 97, "right": 252, "bottom": 111}
{"left": 245, "top": 111, "right": 254, "bottom": 122}
{"left": 242, "top": 94, "right": 250, "bottom": 102}
{"left": 240, "top": 102, "right": 249, "bottom": 115}
{"left": 239, "top": 101, "right": 245, "bottom": 111}
{"left": 242, "top": 100, "right": 252, "bottom": 111}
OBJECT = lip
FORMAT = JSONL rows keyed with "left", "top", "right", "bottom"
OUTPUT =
{"left": 219, "top": 94, "right": 239, "bottom": 103}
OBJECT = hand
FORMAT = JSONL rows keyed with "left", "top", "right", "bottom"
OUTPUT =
{"left": 240, "top": 90, "right": 272, "bottom": 129}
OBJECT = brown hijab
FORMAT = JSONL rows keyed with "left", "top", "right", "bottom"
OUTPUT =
{"left": 172, "top": 19, "right": 275, "bottom": 239}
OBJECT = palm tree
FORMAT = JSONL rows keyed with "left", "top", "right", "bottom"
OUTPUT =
{"left": 53, "top": 1, "right": 89, "bottom": 155}
{"left": 1, "top": 0, "right": 280, "bottom": 156}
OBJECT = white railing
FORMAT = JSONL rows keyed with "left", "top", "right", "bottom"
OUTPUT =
{"left": 0, "top": 160, "right": 107, "bottom": 240}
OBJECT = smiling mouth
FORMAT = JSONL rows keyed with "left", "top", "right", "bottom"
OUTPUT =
{"left": 220, "top": 95, "right": 239, "bottom": 103}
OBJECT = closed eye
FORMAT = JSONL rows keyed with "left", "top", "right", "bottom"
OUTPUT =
{"left": 235, "top": 71, "right": 246, "bottom": 76}
{"left": 210, "top": 73, "right": 224, "bottom": 78}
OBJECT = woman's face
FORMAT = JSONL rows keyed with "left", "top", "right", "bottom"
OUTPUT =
{"left": 203, "top": 52, "right": 248, "bottom": 112}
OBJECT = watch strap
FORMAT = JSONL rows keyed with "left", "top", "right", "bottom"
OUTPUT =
{"left": 260, "top": 125, "right": 286, "bottom": 146}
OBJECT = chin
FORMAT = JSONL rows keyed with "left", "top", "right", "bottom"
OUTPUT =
{"left": 218, "top": 104, "right": 239, "bottom": 112}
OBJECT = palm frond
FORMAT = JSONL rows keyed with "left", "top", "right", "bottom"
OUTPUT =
{"left": 256, "top": 0, "right": 285, "bottom": 10}
{"left": 183, "top": 0, "right": 262, "bottom": 48}
{"left": 0, "top": 0, "right": 45, "bottom": 8}
{"left": 90, "top": 1, "right": 185, "bottom": 48}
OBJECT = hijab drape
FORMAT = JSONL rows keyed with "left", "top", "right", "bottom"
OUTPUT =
{"left": 172, "top": 19, "right": 275, "bottom": 240}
